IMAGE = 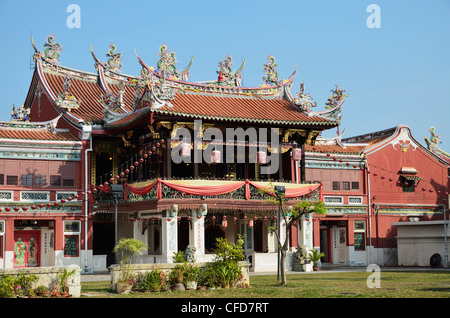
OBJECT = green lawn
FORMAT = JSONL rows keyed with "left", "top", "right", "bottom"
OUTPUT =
{"left": 80, "top": 271, "right": 450, "bottom": 298}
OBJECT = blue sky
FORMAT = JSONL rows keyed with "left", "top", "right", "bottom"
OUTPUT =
{"left": 0, "top": 0, "right": 449, "bottom": 150}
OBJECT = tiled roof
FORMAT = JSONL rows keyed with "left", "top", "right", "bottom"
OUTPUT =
{"left": 151, "top": 92, "right": 333, "bottom": 126}
{"left": 305, "top": 144, "right": 365, "bottom": 155}
{"left": 0, "top": 126, "right": 78, "bottom": 142}
{"left": 34, "top": 61, "right": 339, "bottom": 129}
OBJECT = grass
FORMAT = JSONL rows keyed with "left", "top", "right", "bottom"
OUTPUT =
{"left": 80, "top": 270, "right": 450, "bottom": 298}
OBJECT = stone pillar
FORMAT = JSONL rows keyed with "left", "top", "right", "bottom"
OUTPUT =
{"left": 190, "top": 208, "right": 205, "bottom": 260}
{"left": 161, "top": 205, "right": 178, "bottom": 263}
{"left": 299, "top": 214, "right": 313, "bottom": 251}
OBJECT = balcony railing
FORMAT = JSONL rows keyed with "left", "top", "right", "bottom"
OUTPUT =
{"left": 92, "top": 178, "right": 321, "bottom": 205}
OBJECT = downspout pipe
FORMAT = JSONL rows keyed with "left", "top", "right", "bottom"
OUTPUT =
{"left": 82, "top": 125, "right": 93, "bottom": 272}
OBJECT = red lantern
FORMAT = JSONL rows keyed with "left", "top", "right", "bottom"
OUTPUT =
{"left": 130, "top": 165, "right": 135, "bottom": 170}
{"left": 233, "top": 217, "right": 237, "bottom": 222}
{"left": 156, "top": 142, "right": 161, "bottom": 148}
{"left": 256, "top": 151, "right": 267, "bottom": 164}
{"left": 144, "top": 153, "right": 148, "bottom": 159}
{"left": 54, "top": 201, "right": 59, "bottom": 206}
{"left": 14, "top": 206, "right": 19, "bottom": 211}
{"left": 134, "top": 161, "right": 139, "bottom": 166}
{"left": 67, "top": 196, "right": 73, "bottom": 201}
{"left": 38, "top": 203, "right": 44, "bottom": 209}
{"left": 139, "top": 158, "right": 144, "bottom": 163}
{"left": 115, "top": 175, "right": 120, "bottom": 180}
{"left": 60, "top": 199, "right": 66, "bottom": 204}
{"left": 160, "top": 139, "right": 165, "bottom": 145}
{"left": 31, "top": 205, "right": 36, "bottom": 210}
{"left": 120, "top": 172, "right": 125, "bottom": 178}
{"left": 109, "top": 178, "right": 115, "bottom": 183}
{"left": 292, "top": 148, "right": 302, "bottom": 161}
{"left": 103, "top": 182, "right": 109, "bottom": 187}
{"left": 180, "top": 143, "right": 191, "bottom": 157}
{"left": 152, "top": 146, "right": 157, "bottom": 152}
{"left": 210, "top": 150, "right": 221, "bottom": 163}
{"left": 148, "top": 151, "right": 152, "bottom": 156}
{"left": 22, "top": 206, "right": 28, "bottom": 211}
{"left": 125, "top": 169, "right": 130, "bottom": 174}
{"left": 5, "top": 207, "right": 11, "bottom": 212}
{"left": 74, "top": 194, "right": 79, "bottom": 199}
{"left": 212, "top": 216, "right": 216, "bottom": 221}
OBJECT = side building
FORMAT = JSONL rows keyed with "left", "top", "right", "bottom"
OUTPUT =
{"left": 0, "top": 115, "right": 89, "bottom": 270}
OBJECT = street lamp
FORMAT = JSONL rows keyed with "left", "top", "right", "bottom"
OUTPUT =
{"left": 110, "top": 184, "right": 124, "bottom": 249}
{"left": 274, "top": 186, "right": 285, "bottom": 281}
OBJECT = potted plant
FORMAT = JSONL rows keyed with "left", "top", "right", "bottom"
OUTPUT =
{"left": 113, "top": 238, "right": 148, "bottom": 294}
{"left": 34, "top": 285, "right": 49, "bottom": 297}
{"left": 58, "top": 268, "right": 76, "bottom": 297}
{"left": 169, "top": 264, "right": 186, "bottom": 290}
{"left": 308, "top": 249, "right": 325, "bottom": 271}
{"left": 182, "top": 263, "right": 199, "bottom": 290}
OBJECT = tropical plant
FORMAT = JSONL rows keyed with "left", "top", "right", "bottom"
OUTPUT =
{"left": 14, "top": 271, "right": 38, "bottom": 297}
{"left": 113, "top": 238, "right": 148, "bottom": 283}
{"left": 172, "top": 250, "right": 186, "bottom": 263}
{"left": 58, "top": 268, "right": 76, "bottom": 293}
{"left": 136, "top": 268, "right": 168, "bottom": 291}
{"left": 34, "top": 285, "right": 49, "bottom": 296}
{"left": 169, "top": 264, "right": 186, "bottom": 285}
{"left": 181, "top": 263, "right": 200, "bottom": 283}
{"left": 308, "top": 249, "right": 325, "bottom": 267}
{"left": 266, "top": 188, "right": 327, "bottom": 285}
{"left": 0, "top": 275, "right": 16, "bottom": 298}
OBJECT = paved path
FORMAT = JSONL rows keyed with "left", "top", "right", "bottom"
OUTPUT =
{"left": 80, "top": 264, "right": 450, "bottom": 282}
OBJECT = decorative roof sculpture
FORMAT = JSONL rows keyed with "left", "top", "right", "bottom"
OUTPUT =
{"left": 10, "top": 104, "right": 30, "bottom": 122}
{"left": 262, "top": 55, "right": 282, "bottom": 86}
{"left": 105, "top": 43, "right": 123, "bottom": 73}
{"left": 27, "top": 35, "right": 346, "bottom": 132}
{"left": 32, "top": 34, "right": 62, "bottom": 64}
{"left": 424, "top": 127, "right": 450, "bottom": 164}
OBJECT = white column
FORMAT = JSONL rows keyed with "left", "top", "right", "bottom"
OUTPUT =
{"left": 190, "top": 211, "right": 205, "bottom": 260}
{"left": 161, "top": 209, "right": 178, "bottom": 263}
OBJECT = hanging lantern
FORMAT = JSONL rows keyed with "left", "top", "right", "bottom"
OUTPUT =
{"left": 31, "top": 205, "right": 37, "bottom": 210}
{"left": 22, "top": 206, "right": 28, "bottom": 211}
{"left": 134, "top": 161, "right": 139, "bottom": 166}
{"left": 152, "top": 146, "right": 157, "bottom": 152}
{"left": 125, "top": 169, "right": 130, "bottom": 174}
{"left": 156, "top": 142, "right": 161, "bottom": 148}
{"left": 212, "top": 216, "right": 216, "bottom": 221}
{"left": 139, "top": 158, "right": 144, "bottom": 164}
{"left": 60, "top": 199, "right": 66, "bottom": 204}
{"left": 14, "top": 206, "right": 19, "bottom": 211}
{"left": 248, "top": 219, "right": 253, "bottom": 227}
{"left": 256, "top": 151, "right": 267, "bottom": 164}
{"left": 5, "top": 207, "right": 11, "bottom": 212}
{"left": 222, "top": 220, "right": 228, "bottom": 228}
{"left": 148, "top": 150, "right": 152, "bottom": 156}
{"left": 110, "top": 177, "right": 115, "bottom": 183}
{"left": 211, "top": 150, "right": 221, "bottom": 163}
{"left": 130, "top": 165, "right": 135, "bottom": 170}
{"left": 38, "top": 203, "right": 44, "bottom": 209}
{"left": 180, "top": 143, "right": 191, "bottom": 157}
{"left": 144, "top": 153, "right": 148, "bottom": 159}
{"left": 120, "top": 172, "right": 125, "bottom": 178}
{"left": 292, "top": 148, "right": 302, "bottom": 161}
{"left": 233, "top": 216, "right": 237, "bottom": 222}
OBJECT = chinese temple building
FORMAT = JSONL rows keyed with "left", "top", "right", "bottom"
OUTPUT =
{"left": 0, "top": 35, "right": 345, "bottom": 272}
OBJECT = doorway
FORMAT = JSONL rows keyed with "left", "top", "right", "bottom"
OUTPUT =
{"left": 14, "top": 230, "right": 40, "bottom": 268}
{"left": 319, "top": 229, "right": 331, "bottom": 263}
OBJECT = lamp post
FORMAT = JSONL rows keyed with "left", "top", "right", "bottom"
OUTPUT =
{"left": 274, "top": 185, "right": 285, "bottom": 281}
{"left": 110, "top": 184, "right": 124, "bottom": 262}
{"left": 444, "top": 195, "right": 448, "bottom": 268}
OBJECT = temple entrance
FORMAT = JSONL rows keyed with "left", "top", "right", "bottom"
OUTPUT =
{"left": 14, "top": 230, "right": 40, "bottom": 268}
{"left": 178, "top": 218, "right": 190, "bottom": 252}
{"left": 93, "top": 214, "right": 115, "bottom": 267}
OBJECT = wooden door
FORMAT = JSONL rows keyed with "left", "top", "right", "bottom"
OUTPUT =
{"left": 332, "top": 227, "right": 347, "bottom": 265}
{"left": 14, "top": 231, "right": 40, "bottom": 268}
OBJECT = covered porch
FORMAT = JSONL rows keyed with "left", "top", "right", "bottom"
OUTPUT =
{"left": 91, "top": 178, "right": 322, "bottom": 272}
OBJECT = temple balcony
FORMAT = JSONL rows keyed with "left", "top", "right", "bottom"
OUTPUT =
{"left": 91, "top": 178, "right": 322, "bottom": 214}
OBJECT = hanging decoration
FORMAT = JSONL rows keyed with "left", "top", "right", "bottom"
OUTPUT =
{"left": 292, "top": 148, "right": 302, "bottom": 161}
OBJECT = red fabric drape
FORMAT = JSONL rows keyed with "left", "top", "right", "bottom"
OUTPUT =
{"left": 160, "top": 180, "right": 246, "bottom": 197}
{"left": 117, "top": 179, "right": 322, "bottom": 202}
{"left": 249, "top": 182, "right": 320, "bottom": 198}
